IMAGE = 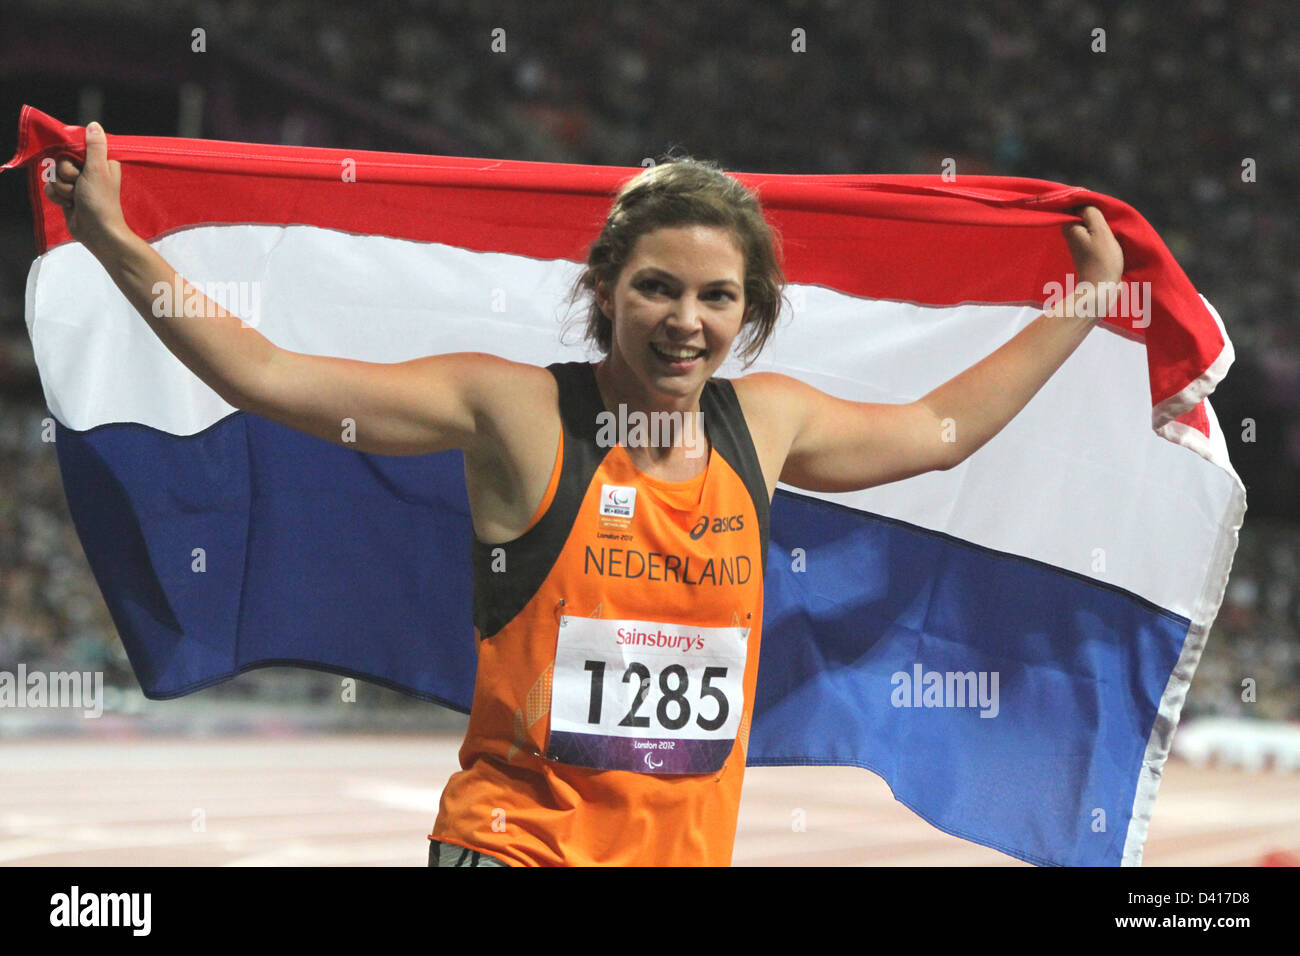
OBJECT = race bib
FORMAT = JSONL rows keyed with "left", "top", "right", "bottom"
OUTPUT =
{"left": 547, "top": 614, "right": 750, "bottom": 774}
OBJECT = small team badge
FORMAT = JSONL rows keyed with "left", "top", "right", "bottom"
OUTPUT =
{"left": 599, "top": 484, "right": 636, "bottom": 518}
{"left": 598, "top": 484, "right": 636, "bottom": 530}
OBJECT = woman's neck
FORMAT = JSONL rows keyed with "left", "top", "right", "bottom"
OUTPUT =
{"left": 593, "top": 357, "right": 709, "bottom": 465}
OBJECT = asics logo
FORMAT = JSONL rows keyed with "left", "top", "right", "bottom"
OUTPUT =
{"left": 690, "top": 514, "right": 745, "bottom": 539}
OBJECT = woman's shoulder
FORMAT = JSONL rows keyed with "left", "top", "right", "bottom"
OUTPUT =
{"left": 447, "top": 353, "right": 561, "bottom": 469}
{"left": 461, "top": 357, "right": 564, "bottom": 543}
{"left": 473, "top": 356, "right": 561, "bottom": 429}
{"left": 468, "top": 353, "right": 559, "bottom": 399}
{"left": 728, "top": 370, "right": 800, "bottom": 426}
{"left": 722, "top": 372, "right": 804, "bottom": 500}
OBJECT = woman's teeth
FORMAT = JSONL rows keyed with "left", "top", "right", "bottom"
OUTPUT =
{"left": 651, "top": 343, "right": 705, "bottom": 362}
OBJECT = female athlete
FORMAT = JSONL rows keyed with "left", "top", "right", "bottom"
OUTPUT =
{"left": 45, "top": 122, "right": 1123, "bottom": 866}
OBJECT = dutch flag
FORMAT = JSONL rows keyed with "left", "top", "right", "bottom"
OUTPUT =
{"left": 5, "top": 106, "right": 1244, "bottom": 866}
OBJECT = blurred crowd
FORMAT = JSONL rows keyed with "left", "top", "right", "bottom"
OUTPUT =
{"left": 1190, "top": 519, "right": 1300, "bottom": 722}
{"left": 0, "top": 406, "right": 133, "bottom": 686}
{"left": 1, "top": 0, "right": 1297, "bottom": 716}
{"left": 193, "top": 0, "right": 1297, "bottom": 366}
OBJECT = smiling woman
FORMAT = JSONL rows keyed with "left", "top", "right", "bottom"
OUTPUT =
{"left": 566, "top": 156, "right": 787, "bottom": 371}
{"left": 43, "top": 125, "right": 1124, "bottom": 867}
{"left": 590, "top": 224, "right": 747, "bottom": 467}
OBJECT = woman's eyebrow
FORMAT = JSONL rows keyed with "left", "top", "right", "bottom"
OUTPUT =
{"left": 634, "top": 267, "right": 741, "bottom": 288}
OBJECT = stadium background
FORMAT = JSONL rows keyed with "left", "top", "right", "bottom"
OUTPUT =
{"left": 0, "top": 0, "right": 1297, "bottom": 865}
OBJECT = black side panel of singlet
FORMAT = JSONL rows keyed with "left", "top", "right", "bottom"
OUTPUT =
{"left": 471, "top": 361, "right": 771, "bottom": 640}
{"left": 470, "top": 362, "right": 606, "bottom": 640}
{"left": 699, "top": 374, "right": 772, "bottom": 581}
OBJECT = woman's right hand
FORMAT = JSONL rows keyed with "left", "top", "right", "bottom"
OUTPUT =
{"left": 43, "top": 121, "right": 130, "bottom": 256}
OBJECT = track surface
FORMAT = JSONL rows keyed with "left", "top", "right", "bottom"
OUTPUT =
{"left": 2, "top": 735, "right": 1297, "bottom": 866}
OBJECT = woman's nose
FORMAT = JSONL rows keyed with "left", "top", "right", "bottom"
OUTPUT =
{"left": 665, "top": 295, "right": 703, "bottom": 331}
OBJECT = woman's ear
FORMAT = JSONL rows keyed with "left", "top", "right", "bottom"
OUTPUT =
{"left": 595, "top": 279, "right": 613, "bottom": 320}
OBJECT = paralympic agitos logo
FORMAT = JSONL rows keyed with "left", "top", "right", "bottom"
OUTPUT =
{"left": 690, "top": 513, "right": 745, "bottom": 539}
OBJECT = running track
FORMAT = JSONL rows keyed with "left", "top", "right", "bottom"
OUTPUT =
{"left": 1, "top": 735, "right": 1296, "bottom": 866}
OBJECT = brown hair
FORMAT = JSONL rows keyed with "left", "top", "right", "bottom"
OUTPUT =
{"left": 565, "top": 153, "right": 786, "bottom": 369}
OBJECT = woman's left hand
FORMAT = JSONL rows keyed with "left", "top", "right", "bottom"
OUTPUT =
{"left": 1063, "top": 205, "right": 1124, "bottom": 289}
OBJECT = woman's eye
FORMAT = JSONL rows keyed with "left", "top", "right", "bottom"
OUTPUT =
{"left": 636, "top": 280, "right": 733, "bottom": 301}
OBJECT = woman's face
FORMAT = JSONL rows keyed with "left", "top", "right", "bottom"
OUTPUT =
{"left": 597, "top": 224, "right": 746, "bottom": 400}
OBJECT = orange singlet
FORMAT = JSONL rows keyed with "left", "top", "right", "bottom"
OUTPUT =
{"left": 430, "top": 360, "right": 770, "bottom": 865}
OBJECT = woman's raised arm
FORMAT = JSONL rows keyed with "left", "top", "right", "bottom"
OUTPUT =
{"left": 744, "top": 206, "right": 1125, "bottom": 494}
{"left": 44, "top": 122, "right": 504, "bottom": 458}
